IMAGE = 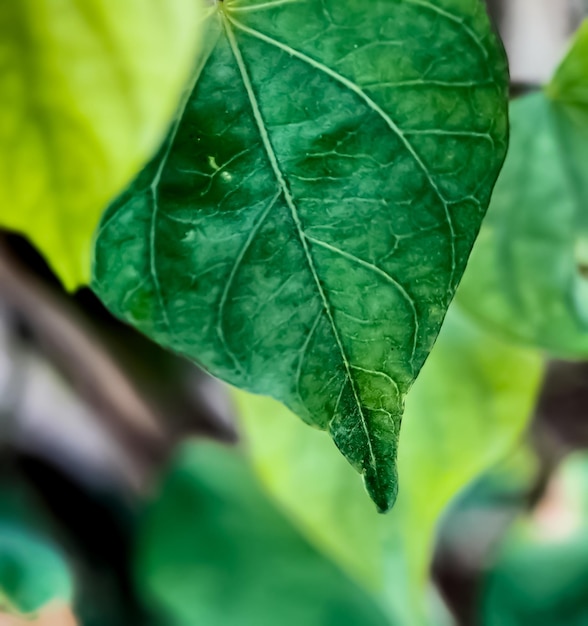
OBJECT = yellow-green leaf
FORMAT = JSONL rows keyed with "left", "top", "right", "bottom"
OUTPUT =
{"left": 234, "top": 304, "right": 543, "bottom": 624}
{"left": 0, "top": 0, "right": 206, "bottom": 288}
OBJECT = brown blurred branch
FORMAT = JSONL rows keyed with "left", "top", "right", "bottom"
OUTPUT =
{"left": 0, "top": 238, "right": 170, "bottom": 478}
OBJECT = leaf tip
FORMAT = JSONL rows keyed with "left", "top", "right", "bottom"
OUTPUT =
{"left": 365, "top": 465, "right": 399, "bottom": 514}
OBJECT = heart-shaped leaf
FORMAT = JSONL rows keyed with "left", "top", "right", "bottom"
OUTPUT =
{"left": 92, "top": 0, "right": 508, "bottom": 511}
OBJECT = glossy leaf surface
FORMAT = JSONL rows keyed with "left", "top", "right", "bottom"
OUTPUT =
{"left": 0, "top": 0, "right": 205, "bottom": 288}
{"left": 458, "top": 22, "right": 588, "bottom": 356}
{"left": 235, "top": 303, "right": 543, "bottom": 623}
{"left": 93, "top": 0, "right": 508, "bottom": 510}
{"left": 135, "top": 442, "right": 390, "bottom": 626}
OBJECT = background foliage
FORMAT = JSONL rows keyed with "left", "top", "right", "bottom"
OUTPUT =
{"left": 0, "top": 0, "right": 205, "bottom": 288}
{"left": 0, "top": 2, "right": 588, "bottom": 626}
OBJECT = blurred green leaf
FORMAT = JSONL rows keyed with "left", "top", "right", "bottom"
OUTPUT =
{"left": 0, "top": 488, "right": 73, "bottom": 616}
{"left": 387, "top": 306, "right": 542, "bottom": 620}
{"left": 135, "top": 442, "right": 390, "bottom": 626}
{"left": 234, "top": 389, "right": 383, "bottom": 593}
{"left": 458, "top": 21, "right": 588, "bottom": 356}
{"left": 547, "top": 21, "right": 588, "bottom": 107}
{"left": 0, "top": 0, "right": 205, "bottom": 289}
{"left": 481, "top": 453, "right": 588, "bottom": 626}
{"left": 0, "top": 524, "right": 73, "bottom": 616}
{"left": 235, "top": 304, "right": 543, "bottom": 624}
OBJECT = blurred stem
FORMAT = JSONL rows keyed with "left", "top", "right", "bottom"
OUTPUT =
{"left": 0, "top": 237, "right": 170, "bottom": 483}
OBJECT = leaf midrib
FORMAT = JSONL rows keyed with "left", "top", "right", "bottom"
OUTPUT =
{"left": 225, "top": 11, "right": 458, "bottom": 290}
{"left": 221, "top": 13, "right": 380, "bottom": 475}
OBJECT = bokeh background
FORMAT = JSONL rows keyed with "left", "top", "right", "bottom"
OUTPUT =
{"left": 1, "top": 1, "right": 588, "bottom": 624}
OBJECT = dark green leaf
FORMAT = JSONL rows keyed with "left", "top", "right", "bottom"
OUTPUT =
{"left": 458, "top": 21, "right": 588, "bottom": 356}
{"left": 135, "top": 442, "right": 390, "bottom": 626}
{"left": 92, "top": 0, "right": 508, "bottom": 510}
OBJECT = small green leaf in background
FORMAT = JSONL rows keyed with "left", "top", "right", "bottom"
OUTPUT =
{"left": 0, "top": 487, "right": 73, "bottom": 617}
{"left": 458, "top": 21, "right": 588, "bottom": 357}
{"left": 135, "top": 442, "right": 390, "bottom": 626}
{"left": 0, "top": 524, "right": 73, "bottom": 617}
{"left": 0, "top": 0, "right": 206, "bottom": 289}
{"left": 234, "top": 303, "right": 544, "bottom": 625}
{"left": 93, "top": 0, "right": 508, "bottom": 511}
{"left": 481, "top": 453, "right": 588, "bottom": 626}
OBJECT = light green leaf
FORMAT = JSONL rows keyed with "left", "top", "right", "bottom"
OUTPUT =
{"left": 0, "top": 0, "right": 206, "bottom": 289}
{"left": 386, "top": 306, "right": 542, "bottom": 621}
{"left": 458, "top": 21, "right": 588, "bottom": 356}
{"left": 92, "top": 0, "right": 508, "bottom": 511}
{"left": 234, "top": 304, "right": 543, "bottom": 623}
{"left": 135, "top": 441, "right": 390, "bottom": 626}
{"left": 233, "top": 389, "right": 383, "bottom": 592}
